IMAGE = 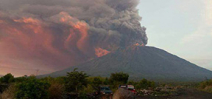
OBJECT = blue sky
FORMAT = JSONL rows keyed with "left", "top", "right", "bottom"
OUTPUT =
{"left": 138, "top": 0, "right": 212, "bottom": 70}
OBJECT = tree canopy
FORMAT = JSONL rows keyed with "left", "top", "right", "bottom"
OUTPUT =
{"left": 15, "top": 76, "right": 50, "bottom": 99}
{"left": 0, "top": 73, "right": 15, "bottom": 84}
{"left": 110, "top": 72, "right": 129, "bottom": 84}
{"left": 65, "top": 68, "right": 89, "bottom": 92}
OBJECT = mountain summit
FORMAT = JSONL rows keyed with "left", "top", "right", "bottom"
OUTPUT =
{"left": 44, "top": 46, "right": 212, "bottom": 81}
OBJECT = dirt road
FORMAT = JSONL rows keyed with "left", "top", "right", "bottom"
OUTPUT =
{"left": 136, "top": 88, "right": 212, "bottom": 99}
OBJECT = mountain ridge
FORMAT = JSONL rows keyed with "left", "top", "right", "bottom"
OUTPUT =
{"left": 41, "top": 46, "right": 212, "bottom": 81}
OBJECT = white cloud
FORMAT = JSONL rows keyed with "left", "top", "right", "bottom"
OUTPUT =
{"left": 181, "top": 0, "right": 212, "bottom": 44}
{"left": 204, "top": 0, "right": 212, "bottom": 37}
{"left": 204, "top": 0, "right": 212, "bottom": 25}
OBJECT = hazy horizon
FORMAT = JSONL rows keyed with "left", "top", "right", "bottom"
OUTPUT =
{"left": 138, "top": 0, "right": 212, "bottom": 71}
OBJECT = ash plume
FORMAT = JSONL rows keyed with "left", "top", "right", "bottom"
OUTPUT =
{"left": 0, "top": 0, "right": 147, "bottom": 75}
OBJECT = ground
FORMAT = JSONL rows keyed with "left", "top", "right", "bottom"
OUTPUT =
{"left": 136, "top": 88, "right": 212, "bottom": 99}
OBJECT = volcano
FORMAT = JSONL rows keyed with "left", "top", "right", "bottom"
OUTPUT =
{"left": 43, "top": 46, "right": 212, "bottom": 81}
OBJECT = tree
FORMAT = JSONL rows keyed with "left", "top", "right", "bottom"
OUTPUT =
{"left": 65, "top": 68, "right": 89, "bottom": 92}
{"left": 90, "top": 77, "right": 103, "bottom": 90}
{"left": 15, "top": 75, "right": 28, "bottom": 83}
{"left": 104, "top": 77, "right": 110, "bottom": 85}
{"left": 110, "top": 72, "right": 129, "bottom": 84}
{"left": 0, "top": 73, "right": 15, "bottom": 84}
{"left": 15, "top": 76, "right": 50, "bottom": 99}
{"left": 128, "top": 80, "right": 137, "bottom": 85}
{"left": 137, "top": 79, "right": 155, "bottom": 89}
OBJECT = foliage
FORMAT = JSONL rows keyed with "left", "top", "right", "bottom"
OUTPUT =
{"left": 110, "top": 72, "right": 129, "bottom": 84}
{"left": 40, "top": 76, "right": 65, "bottom": 84}
{"left": 0, "top": 73, "right": 15, "bottom": 84}
{"left": 65, "top": 68, "right": 89, "bottom": 92}
{"left": 0, "top": 72, "right": 158, "bottom": 99}
{"left": 88, "top": 77, "right": 104, "bottom": 90}
{"left": 15, "top": 76, "right": 50, "bottom": 99}
{"left": 48, "top": 83, "right": 65, "bottom": 99}
{"left": 14, "top": 76, "right": 28, "bottom": 83}
{"left": 0, "top": 85, "right": 16, "bottom": 99}
{"left": 128, "top": 80, "right": 137, "bottom": 85}
{"left": 200, "top": 79, "right": 212, "bottom": 89}
{"left": 104, "top": 77, "right": 110, "bottom": 85}
{"left": 199, "top": 79, "right": 212, "bottom": 93}
{"left": 137, "top": 79, "right": 155, "bottom": 89}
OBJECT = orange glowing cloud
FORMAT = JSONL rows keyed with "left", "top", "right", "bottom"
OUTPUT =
{"left": 95, "top": 48, "right": 110, "bottom": 57}
{"left": 0, "top": 12, "right": 94, "bottom": 76}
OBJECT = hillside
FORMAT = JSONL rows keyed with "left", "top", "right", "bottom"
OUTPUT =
{"left": 43, "top": 46, "right": 212, "bottom": 81}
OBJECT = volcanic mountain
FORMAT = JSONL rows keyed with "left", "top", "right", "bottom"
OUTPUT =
{"left": 44, "top": 46, "right": 212, "bottom": 81}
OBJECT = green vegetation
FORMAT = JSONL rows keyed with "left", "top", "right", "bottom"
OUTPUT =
{"left": 1, "top": 71, "right": 211, "bottom": 99}
{"left": 199, "top": 79, "right": 212, "bottom": 93}
{"left": 15, "top": 76, "right": 50, "bottom": 99}
{"left": 128, "top": 79, "right": 155, "bottom": 90}
{"left": 110, "top": 72, "right": 129, "bottom": 84}
{"left": 65, "top": 68, "right": 88, "bottom": 92}
{"left": 0, "top": 73, "right": 15, "bottom": 84}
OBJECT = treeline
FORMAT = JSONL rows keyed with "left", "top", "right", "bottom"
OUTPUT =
{"left": 0, "top": 69, "right": 155, "bottom": 99}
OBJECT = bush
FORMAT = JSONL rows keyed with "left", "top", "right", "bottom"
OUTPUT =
{"left": 65, "top": 68, "right": 89, "bottom": 93}
{"left": 14, "top": 76, "right": 28, "bottom": 83}
{"left": 0, "top": 85, "right": 16, "bottom": 99}
{"left": 0, "top": 73, "right": 15, "bottom": 84}
{"left": 199, "top": 79, "right": 212, "bottom": 93}
{"left": 48, "top": 83, "right": 65, "bottom": 99}
{"left": 110, "top": 72, "right": 129, "bottom": 84}
{"left": 15, "top": 76, "right": 50, "bottom": 99}
{"left": 137, "top": 79, "right": 155, "bottom": 89}
{"left": 88, "top": 77, "right": 104, "bottom": 90}
{"left": 109, "top": 72, "right": 129, "bottom": 90}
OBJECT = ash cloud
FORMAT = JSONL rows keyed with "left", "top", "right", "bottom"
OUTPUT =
{"left": 0, "top": 0, "right": 147, "bottom": 75}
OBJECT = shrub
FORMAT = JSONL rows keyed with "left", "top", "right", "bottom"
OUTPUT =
{"left": 15, "top": 76, "right": 50, "bottom": 99}
{"left": 65, "top": 68, "right": 89, "bottom": 93}
{"left": 110, "top": 72, "right": 129, "bottom": 84}
{"left": 0, "top": 73, "right": 15, "bottom": 84}
{"left": 0, "top": 85, "right": 16, "bottom": 99}
{"left": 89, "top": 77, "right": 104, "bottom": 90}
{"left": 48, "top": 83, "right": 65, "bottom": 99}
{"left": 137, "top": 79, "right": 155, "bottom": 89}
{"left": 199, "top": 79, "right": 212, "bottom": 93}
{"left": 14, "top": 76, "right": 28, "bottom": 83}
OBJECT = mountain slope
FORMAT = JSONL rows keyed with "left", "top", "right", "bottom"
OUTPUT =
{"left": 44, "top": 46, "right": 212, "bottom": 81}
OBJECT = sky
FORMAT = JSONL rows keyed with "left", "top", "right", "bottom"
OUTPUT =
{"left": 138, "top": 0, "right": 212, "bottom": 70}
{"left": 0, "top": 0, "right": 211, "bottom": 76}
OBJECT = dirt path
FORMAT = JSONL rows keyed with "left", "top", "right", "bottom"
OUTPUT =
{"left": 136, "top": 88, "right": 212, "bottom": 99}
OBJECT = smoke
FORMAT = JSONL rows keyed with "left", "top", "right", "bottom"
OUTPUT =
{"left": 0, "top": 0, "right": 147, "bottom": 75}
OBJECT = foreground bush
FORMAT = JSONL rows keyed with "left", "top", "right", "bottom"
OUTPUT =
{"left": 48, "top": 83, "right": 65, "bottom": 99}
{"left": 0, "top": 85, "right": 16, "bottom": 99}
{"left": 199, "top": 79, "right": 212, "bottom": 93}
{"left": 15, "top": 76, "right": 50, "bottom": 99}
{"left": 0, "top": 73, "right": 15, "bottom": 84}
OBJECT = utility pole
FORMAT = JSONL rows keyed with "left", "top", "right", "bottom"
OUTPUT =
{"left": 36, "top": 69, "right": 39, "bottom": 76}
